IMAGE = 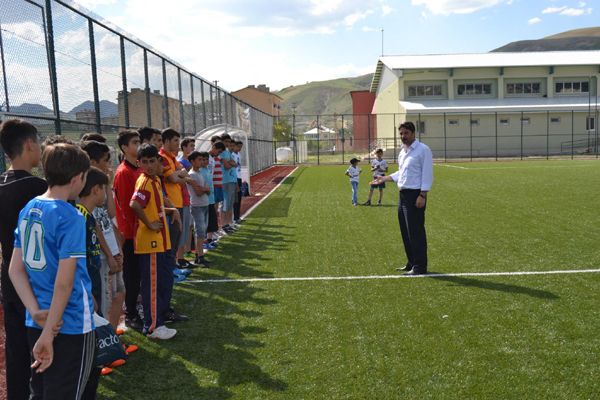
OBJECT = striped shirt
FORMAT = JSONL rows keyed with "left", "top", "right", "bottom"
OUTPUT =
{"left": 212, "top": 155, "right": 223, "bottom": 188}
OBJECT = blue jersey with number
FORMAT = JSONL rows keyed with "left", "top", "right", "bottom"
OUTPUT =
{"left": 14, "top": 197, "right": 94, "bottom": 334}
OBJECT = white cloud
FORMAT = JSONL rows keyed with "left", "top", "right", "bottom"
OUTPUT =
{"left": 542, "top": 5, "right": 592, "bottom": 16}
{"left": 542, "top": 6, "right": 566, "bottom": 13}
{"left": 362, "top": 26, "right": 379, "bottom": 32}
{"left": 2, "top": 22, "right": 46, "bottom": 45}
{"left": 528, "top": 17, "right": 542, "bottom": 24}
{"left": 381, "top": 4, "right": 393, "bottom": 15}
{"left": 410, "top": 0, "right": 504, "bottom": 15}
{"left": 71, "top": 0, "right": 116, "bottom": 9}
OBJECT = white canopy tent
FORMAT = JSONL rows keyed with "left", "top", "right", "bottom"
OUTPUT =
{"left": 303, "top": 126, "right": 336, "bottom": 137}
{"left": 193, "top": 124, "right": 252, "bottom": 191}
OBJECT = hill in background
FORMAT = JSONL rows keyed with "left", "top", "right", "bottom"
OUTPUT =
{"left": 275, "top": 73, "right": 372, "bottom": 116}
{"left": 492, "top": 26, "right": 600, "bottom": 52}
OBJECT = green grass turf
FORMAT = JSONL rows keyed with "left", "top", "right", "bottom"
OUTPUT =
{"left": 99, "top": 160, "right": 600, "bottom": 399}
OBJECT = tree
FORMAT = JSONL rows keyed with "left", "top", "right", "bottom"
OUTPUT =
{"left": 273, "top": 118, "right": 293, "bottom": 142}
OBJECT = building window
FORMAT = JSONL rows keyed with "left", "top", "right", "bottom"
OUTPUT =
{"left": 506, "top": 82, "right": 542, "bottom": 96}
{"left": 550, "top": 117, "right": 561, "bottom": 124}
{"left": 448, "top": 119, "right": 459, "bottom": 126}
{"left": 521, "top": 117, "right": 531, "bottom": 125}
{"left": 470, "top": 119, "right": 480, "bottom": 126}
{"left": 555, "top": 80, "right": 590, "bottom": 95}
{"left": 586, "top": 116, "right": 596, "bottom": 131}
{"left": 408, "top": 84, "right": 443, "bottom": 98}
{"left": 457, "top": 83, "right": 492, "bottom": 96}
{"left": 417, "top": 121, "right": 426, "bottom": 134}
{"left": 499, "top": 118, "right": 510, "bottom": 126}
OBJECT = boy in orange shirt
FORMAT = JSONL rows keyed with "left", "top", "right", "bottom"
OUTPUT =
{"left": 129, "top": 144, "right": 178, "bottom": 340}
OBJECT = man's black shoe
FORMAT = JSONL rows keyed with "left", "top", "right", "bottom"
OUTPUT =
{"left": 125, "top": 315, "right": 144, "bottom": 332}
{"left": 396, "top": 264, "right": 412, "bottom": 272}
{"left": 403, "top": 269, "right": 427, "bottom": 276}
{"left": 196, "top": 257, "right": 210, "bottom": 268}
{"left": 164, "top": 310, "right": 190, "bottom": 323}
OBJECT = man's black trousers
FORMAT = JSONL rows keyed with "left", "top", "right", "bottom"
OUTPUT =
{"left": 398, "top": 189, "right": 428, "bottom": 272}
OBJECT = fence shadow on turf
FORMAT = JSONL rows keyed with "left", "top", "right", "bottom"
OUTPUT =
{"left": 430, "top": 275, "right": 559, "bottom": 300}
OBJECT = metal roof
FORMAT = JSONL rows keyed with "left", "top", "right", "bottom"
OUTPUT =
{"left": 370, "top": 50, "right": 600, "bottom": 92}
{"left": 399, "top": 96, "right": 600, "bottom": 114}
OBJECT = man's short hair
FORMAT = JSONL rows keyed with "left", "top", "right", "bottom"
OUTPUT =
{"left": 81, "top": 140, "right": 110, "bottom": 162}
{"left": 137, "top": 143, "right": 159, "bottom": 160}
{"left": 161, "top": 128, "right": 180, "bottom": 142}
{"left": 80, "top": 133, "right": 106, "bottom": 143}
{"left": 0, "top": 119, "right": 39, "bottom": 159}
{"left": 138, "top": 127, "right": 161, "bottom": 143}
{"left": 220, "top": 133, "right": 231, "bottom": 142}
{"left": 180, "top": 137, "right": 195, "bottom": 150}
{"left": 399, "top": 121, "right": 416, "bottom": 133}
{"left": 212, "top": 142, "right": 225, "bottom": 151}
{"left": 375, "top": 148, "right": 383, "bottom": 154}
{"left": 42, "top": 143, "right": 90, "bottom": 187}
{"left": 79, "top": 166, "right": 108, "bottom": 197}
{"left": 210, "top": 135, "right": 221, "bottom": 143}
{"left": 235, "top": 141, "right": 243, "bottom": 146}
{"left": 117, "top": 130, "right": 139, "bottom": 153}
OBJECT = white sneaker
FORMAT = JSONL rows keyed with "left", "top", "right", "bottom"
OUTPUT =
{"left": 147, "top": 325, "right": 177, "bottom": 340}
{"left": 217, "top": 229, "right": 227, "bottom": 237}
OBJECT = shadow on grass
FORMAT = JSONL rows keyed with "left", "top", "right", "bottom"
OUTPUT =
{"left": 430, "top": 275, "right": 559, "bottom": 300}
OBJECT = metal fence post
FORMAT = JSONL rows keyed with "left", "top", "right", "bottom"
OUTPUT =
{"left": 520, "top": 111, "right": 524, "bottom": 160}
{"left": 495, "top": 112, "right": 498, "bottom": 161}
{"left": 469, "top": 112, "right": 473, "bottom": 161}
{"left": 393, "top": 113, "right": 397, "bottom": 162}
{"left": 88, "top": 20, "right": 101, "bottom": 133}
{"left": 546, "top": 110, "right": 549, "bottom": 159}
{"left": 190, "top": 76, "right": 196, "bottom": 133}
{"left": 45, "top": 0, "right": 61, "bottom": 134}
{"left": 200, "top": 81, "right": 206, "bottom": 129}
{"left": 0, "top": 23, "right": 10, "bottom": 113}
{"left": 443, "top": 112, "right": 447, "bottom": 162}
{"left": 177, "top": 68, "right": 184, "bottom": 133}
{"left": 571, "top": 109, "right": 574, "bottom": 160}
{"left": 341, "top": 114, "right": 345, "bottom": 164}
{"left": 367, "top": 114, "right": 371, "bottom": 162}
{"left": 143, "top": 50, "right": 151, "bottom": 126}
{"left": 317, "top": 114, "right": 320, "bottom": 165}
{"left": 120, "top": 36, "right": 129, "bottom": 128}
{"left": 162, "top": 59, "right": 168, "bottom": 128}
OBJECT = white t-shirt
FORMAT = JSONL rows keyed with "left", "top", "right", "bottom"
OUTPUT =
{"left": 371, "top": 158, "right": 388, "bottom": 177}
{"left": 346, "top": 165, "right": 361, "bottom": 183}
{"left": 92, "top": 206, "right": 120, "bottom": 256}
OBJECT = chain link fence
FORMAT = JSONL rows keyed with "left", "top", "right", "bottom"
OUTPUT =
{"left": 0, "top": 0, "right": 274, "bottom": 173}
{"left": 273, "top": 109, "right": 599, "bottom": 165}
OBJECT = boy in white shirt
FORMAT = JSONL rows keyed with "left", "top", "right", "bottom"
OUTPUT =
{"left": 345, "top": 158, "right": 361, "bottom": 206}
{"left": 363, "top": 148, "right": 388, "bottom": 206}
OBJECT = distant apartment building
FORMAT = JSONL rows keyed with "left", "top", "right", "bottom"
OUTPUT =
{"left": 232, "top": 84, "right": 282, "bottom": 117}
{"left": 369, "top": 50, "right": 600, "bottom": 157}
{"left": 118, "top": 88, "right": 182, "bottom": 131}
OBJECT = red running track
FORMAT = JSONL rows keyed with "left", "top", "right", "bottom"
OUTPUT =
{"left": 0, "top": 165, "right": 296, "bottom": 400}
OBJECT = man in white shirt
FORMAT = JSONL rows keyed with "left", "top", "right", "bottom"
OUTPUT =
{"left": 371, "top": 121, "right": 433, "bottom": 275}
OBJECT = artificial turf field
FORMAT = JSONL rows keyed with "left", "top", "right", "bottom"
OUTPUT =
{"left": 100, "top": 160, "right": 600, "bottom": 399}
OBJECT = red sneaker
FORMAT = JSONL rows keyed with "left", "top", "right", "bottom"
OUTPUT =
{"left": 100, "top": 367, "right": 113, "bottom": 376}
{"left": 109, "top": 359, "right": 126, "bottom": 368}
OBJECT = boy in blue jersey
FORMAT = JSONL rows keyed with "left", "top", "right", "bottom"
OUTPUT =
{"left": 219, "top": 134, "right": 238, "bottom": 233}
{"left": 9, "top": 143, "right": 96, "bottom": 399}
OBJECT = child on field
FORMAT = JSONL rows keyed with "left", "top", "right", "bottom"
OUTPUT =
{"left": 363, "top": 149, "right": 388, "bottom": 206}
{"left": 76, "top": 166, "right": 109, "bottom": 391}
{"left": 345, "top": 158, "right": 361, "bottom": 206}
{"left": 187, "top": 151, "right": 211, "bottom": 267}
{"left": 129, "top": 144, "right": 178, "bottom": 340}
{"left": 9, "top": 143, "right": 96, "bottom": 399}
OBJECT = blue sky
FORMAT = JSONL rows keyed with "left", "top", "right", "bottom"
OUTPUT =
{"left": 70, "top": 0, "right": 598, "bottom": 92}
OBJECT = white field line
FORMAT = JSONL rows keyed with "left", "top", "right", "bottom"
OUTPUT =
{"left": 184, "top": 268, "right": 600, "bottom": 284}
{"left": 437, "top": 163, "right": 597, "bottom": 171}
{"left": 437, "top": 164, "right": 468, "bottom": 169}
{"left": 240, "top": 166, "right": 299, "bottom": 220}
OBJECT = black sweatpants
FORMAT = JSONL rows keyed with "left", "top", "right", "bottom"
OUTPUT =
{"left": 398, "top": 189, "right": 428, "bottom": 272}
{"left": 3, "top": 300, "right": 31, "bottom": 400}
{"left": 122, "top": 239, "right": 140, "bottom": 319}
{"left": 233, "top": 178, "right": 243, "bottom": 220}
{"left": 27, "top": 328, "right": 96, "bottom": 400}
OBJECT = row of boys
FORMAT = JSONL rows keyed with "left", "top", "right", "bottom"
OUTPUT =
{"left": 0, "top": 119, "right": 244, "bottom": 399}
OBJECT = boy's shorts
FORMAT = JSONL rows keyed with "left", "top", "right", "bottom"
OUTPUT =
{"left": 207, "top": 203, "right": 218, "bottom": 233}
{"left": 191, "top": 205, "right": 209, "bottom": 239}
{"left": 214, "top": 186, "right": 224, "bottom": 203}
{"left": 99, "top": 257, "right": 111, "bottom": 318}
{"left": 178, "top": 206, "right": 192, "bottom": 248}
{"left": 222, "top": 182, "right": 236, "bottom": 212}
{"left": 110, "top": 271, "right": 125, "bottom": 296}
{"left": 370, "top": 180, "right": 386, "bottom": 189}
